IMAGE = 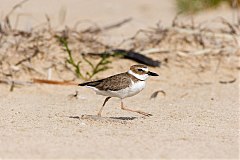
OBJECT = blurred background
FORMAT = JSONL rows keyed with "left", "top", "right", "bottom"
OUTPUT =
{"left": 1, "top": 0, "right": 239, "bottom": 35}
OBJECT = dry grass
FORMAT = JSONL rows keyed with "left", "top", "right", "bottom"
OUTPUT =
{"left": 0, "top": 1, "right": 239, "bottom": 85}
{"left": 118, "top": 15, "right": 240, "bottom": 73}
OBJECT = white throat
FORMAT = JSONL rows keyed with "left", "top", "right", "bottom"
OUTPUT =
{"left": 128, "top": 70, "right": 149, "bottom": 81}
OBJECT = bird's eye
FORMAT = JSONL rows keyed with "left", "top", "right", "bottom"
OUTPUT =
{"left": 137, "top": 69, "right": 143, "bottom": 72}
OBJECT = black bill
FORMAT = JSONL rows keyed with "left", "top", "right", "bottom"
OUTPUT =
{"left": 147, "top": 71, "right": 159, "bottom": 76}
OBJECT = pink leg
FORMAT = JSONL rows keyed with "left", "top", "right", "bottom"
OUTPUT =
{"left": 120, "top": 100, "right": 152, "bottom": 116}
{"left": 97, "top": 97, "right": 111, "bottom": 116}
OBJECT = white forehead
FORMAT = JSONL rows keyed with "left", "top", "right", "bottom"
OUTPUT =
{"left": 141, "top": 67, "right": 148, "bottom": 72}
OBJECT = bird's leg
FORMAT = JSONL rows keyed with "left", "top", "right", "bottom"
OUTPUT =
{"left": 97, "top": 97, "right": 111, "bottom": 116}
{"left": 120, "top": 100, "right": 152, "bottom": 116}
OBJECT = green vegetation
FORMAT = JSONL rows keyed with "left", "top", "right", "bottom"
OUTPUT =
{"left": 57, "top": 36, "right": 111, "bottom": 80}
{"left": 58, "top": 36, "right": 83, "bottom": 79}
{"left": 176, "top": 0, "right": 233, "bottom": 14}
{"left": 82, "top": 54, "right": 111, "bottom": 80}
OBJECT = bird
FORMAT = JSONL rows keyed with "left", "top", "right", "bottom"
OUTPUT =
{"left": 78, "top": 64, "right": 159, "bottom": 117}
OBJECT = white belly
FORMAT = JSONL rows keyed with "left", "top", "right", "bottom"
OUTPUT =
{"left": 88, "top": 80, "right": 146, "bottom": 99}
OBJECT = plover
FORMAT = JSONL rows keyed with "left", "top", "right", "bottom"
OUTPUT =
{"left": 79, "top": 64, "right": 158, "bottom": 116}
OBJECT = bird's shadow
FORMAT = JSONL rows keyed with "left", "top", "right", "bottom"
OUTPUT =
{"left": 69, "top": 115, "right": 137, "bottom": 121}
{"left": 109, "top": 116, "right": 137, "bottom": 120}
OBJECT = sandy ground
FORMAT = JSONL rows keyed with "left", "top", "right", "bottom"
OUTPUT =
{"left": 0, "top": 0, "right": 239, "bottom": 159}
{"left": 0, "top": 58, "right": 239, "bottom": 159}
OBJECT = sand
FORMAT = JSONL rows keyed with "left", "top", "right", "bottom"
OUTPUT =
{"left": 0, "top": 58, "right": 239, "bottom": 159}
{"left": 0, "top": 0, "right": 239, "bottom": 159}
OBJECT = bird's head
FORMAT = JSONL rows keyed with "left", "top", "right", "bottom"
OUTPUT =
{"left": 128, "top": 64, "right": 159, "bottom": 80}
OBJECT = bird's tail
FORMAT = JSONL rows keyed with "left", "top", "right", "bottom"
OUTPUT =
{"left": 78, "top": 79, "right": 103, "bottom": 87}
{"left": 78, "top": 82, "right": 90, "bottom": 86}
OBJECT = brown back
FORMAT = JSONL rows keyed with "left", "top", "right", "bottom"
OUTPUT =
{"left": 80, "top": 72, "right": 140, "bottom": 91}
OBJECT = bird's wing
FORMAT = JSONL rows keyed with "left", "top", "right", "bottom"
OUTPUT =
{"left": 79, "top": 72, "right": 132, "bottom": 91}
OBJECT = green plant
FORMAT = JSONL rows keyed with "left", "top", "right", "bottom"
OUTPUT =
{"left": 83, "top": 54, "right": 111, "bottom": 80}
{"left": 57, "top": 36, "right": 111, "bottom": 80}
{"left": 58, "top": 36, "right": 84, "bottom": 79}
{"left": 176, "top": 0, "right": 229, "bottom": 14}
